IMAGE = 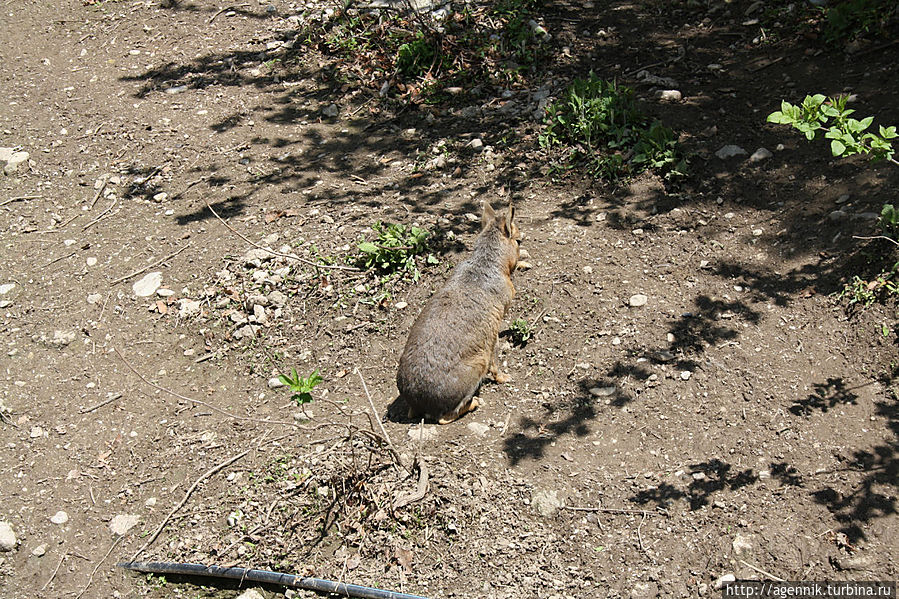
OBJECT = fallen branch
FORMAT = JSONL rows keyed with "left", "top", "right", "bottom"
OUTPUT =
{"left": 130, "top": 449, "right": 251, "bottom": 561}
{"left": 82, "top": 199, "right": 118, "bottom": 230}
{"left": 204, "top": 198, "right": 359, "bottom": 272}
{"left": 114, "top": 347, "right": 302, "bottom": 428}
{"left": 75, "top": 536, "right": 122, "bottom": 599}
{"left": 739, "top": 559, "right": 785, "bottom": 582}
{"left": 561, "top": 504, "right": 668, "bottom": 517}
{"left": 110, "top": 243, "right": 191, "bottom": 285}
{"left": 356, "top": 367, "right": 406, "bottom": 472}
{"left": 42, "top": 551, "right": 67, "bottom": 591}
{"left": 853, "top": 234, "right": 899, "bottom": 246}
{"left": 0, "top": 194, "right": 43, "bottom": 207}
{"left": 79, "top": 392, "right": 123, "bottom": 414}
{"left": 394, "top": 458, "right": 429, "bottom": 509}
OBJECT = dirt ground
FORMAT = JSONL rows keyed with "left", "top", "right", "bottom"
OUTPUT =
{"left": 1, "top": 1, "right": 897, "bottom": 598}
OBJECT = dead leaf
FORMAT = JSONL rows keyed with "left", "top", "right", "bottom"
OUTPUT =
{"left": 346, "top": 553, "right": 361, "bottom": 571}
{"left": 264, "top": 210, "right": 285, "bottom": 223}
{"left": 156, "top": 300, "right": 168, "bottom": 314}
{"left": 394, "top": 545, "right": 413, "bottom": 572}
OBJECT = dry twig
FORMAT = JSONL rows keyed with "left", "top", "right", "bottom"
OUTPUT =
{"left": 204, "top": 198, "right": 359, "bottom": 272}
{"left": 131, "top": 449, "right": 251, "bottom": 561}
{"left": 110, "top": 243, "right": 191, "bottom": 285}
{"left": 75, "top": 536, "right": 121, "bottom": 599}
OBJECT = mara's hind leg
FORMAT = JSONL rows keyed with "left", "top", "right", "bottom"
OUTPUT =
{"left": 489, "top": 337, "right": 511, "bottom": 384}
{"left": 437, "top": 396, "right": 480, "bottom": 425}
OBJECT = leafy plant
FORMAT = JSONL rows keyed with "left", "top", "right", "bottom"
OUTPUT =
{"left": 508, "top": 318, "right": 534, "bottom": 346}
{"left": 278, "top": 368, "right": 323, "bottom": 407}
{"left": 356, "top": 222, "right": 436, "bottom": 278}
{"left": 397, "top": 32, "right": 439, "bottom": 77}
{"left": 540, "top": 75, "right": 684, "bottom": 179}
{"left": 879, "top": 204, "right": 899, "bottom": 239}
{"left": 767, "top": 94, "right": 897, "bottom": 163}
{"left": 823, "top": 0, "right": 896, "bottom": 42}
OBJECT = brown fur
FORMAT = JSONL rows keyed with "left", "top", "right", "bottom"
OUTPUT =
{"left": 397, "top": 202, "right": 520, "bottom": 424}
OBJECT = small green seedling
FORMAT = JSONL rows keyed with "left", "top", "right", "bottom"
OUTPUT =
{"left": 356, "top": 222, "right": 436, "bottom": 279}
{"left": 879, "top": 204, "right": 899, "bottom": 239}
{"left": 509, "top": 318, "right": 534, "bottom": 346}
{"left": 278, "top": 368, "right": 323, "bottom": 407}
{"left": 767, "top": 94, "right": 897, "bottom": 163}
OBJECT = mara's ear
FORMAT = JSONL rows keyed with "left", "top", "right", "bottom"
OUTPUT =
{"left": 502, "top": 202, "right": 516, "bottom": 238}
{"left": 482, "top": 201, "right": 496, "bottom": 231}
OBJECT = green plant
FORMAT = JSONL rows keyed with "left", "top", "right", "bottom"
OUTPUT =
{"left": 823, "top": 0, "right": 895, "bottom": 42}
{"left": 839, "top": 271, "right": 899, "bottom": 307}
{"left": 397, "top": 32, "right": 438, "bottom": 77}
{"left": 278, "top": 368, "right": 323, "bottom": 407}
{"left": 879, "top": 204, "right": 899, "bottom": 239}
{"left": 540, "top": 75, "right": 684, "bottom": 179}
{"left": 508, "top": 318, "right": 534, "bottom": 346}
{"left": 767, "top": 94, "right": 897, "bottom": 163}
{"left": 356, "top": 222, "right": 436, "bottom": 278}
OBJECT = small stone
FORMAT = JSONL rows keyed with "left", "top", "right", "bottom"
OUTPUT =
{"left": 714, "top": 574, "right": 736, "bottom": 590}
{"left": 253, "top": 304, "right": 267, "bottom": 324}
{"left": 629, "top": 294, "right": 648, "bottom": 307}
{"left": 0, "top": 522, "right": 16, "bottom": 551}
{"left": 157, "top": 288, "right": 175, "bottom": 297}
{"left": 152, "top": 192, "right": 168, "bottom": 202}
{"left": 243, "top": 248, "right": 274, "bottom": 264}
{"left": 692, "top": 472, "right": 706, "bottom": 481}
{"left": 50, "top": 511, "right": 69, "bottom": 525}
{"left": 86, "top": 256, "right": 97, "bottom": 267}
{"left": 731, "top": 534, "right": 752, "bottom": 557}
{"left": 655, "top": 89, "right": 682, "bottom": 102}
{"left": 144, "top": 497, "right": 157, "bottom": 507}
{"left": 132, "top": 272, "right": 163, "bottom": 297}
{"left": 50, "top": 330, "right": 76, "bottom": 347}
{"left": 699, "top": 260, "right": 710, "bottom": 269}
{"left": 654, "top": 350, "right": 675, "bottom": 362}
{"left": 322, "top": 104, "right": 339, "bottom": 118}
{"left": 758, "top": 469, "right": 771, "bottom": 480}
{"left": 394, "top": 301, "right": 408, "bottom": 310}
{"left": 589, "top": 386, "right": 617, "bottom": 397}
{"left": 836, "top": 194, "right": 850, "bottom": 204}
{"left": 834, "top": 554, "right": 874, "bottom": 571}
{"left": 752, "top": 228, "right": 763, "bottom": 236}
{"left": 109, "top": 514, "right": 140, "bottom": 536}
{"left": 464, "top": 213, "right": 480, "bottom": 222}
{"left": 32, "top": 543, "right": 47, "bottom": 557}
{"left": 30, "top": 426, "right": 44, "bottom": 438}
{"left": 268, "top": 377, "right": 286, "bottom": 389}
{"left": 828, "top": 210, "right": 848, "bottom": 222}
{"left": 749, "top": 147, "right": 773, "bottom": 162}
{"left": 0, "top": 283, "right": 15, "bottom": 295}
{"left": 178, "top": 299, "right": 201, "bottom": 318}
{"left": 87, "top": 293, "right": 103, "bottom": 305}
{"left": 407, "top": 425, "right": 438, "bottom": 442}
{"left": 466, "top": 422, "right": 490, "bottom": 437}
{"left": 4, "top": 151, "right": 30, "bottom": 175}
{"left": 612, "top": 336, "right": 622, "bottom": 345}
{"left": 532, "top": 489, "right": 564, "bottom": 517}
{"left": 715, "top": 145, "right": 747, "bottom": 160}
{"left": 267, "top": 290, "right": 288, "bottom": 307}
{"left": 236, "top": 589, "right": 266, "bottom": 599}
{"left": 468, "top": 138, "right": 484, "bottom": 151}
{"left": 680, "top": 371, "right": 692, "bottom": 381}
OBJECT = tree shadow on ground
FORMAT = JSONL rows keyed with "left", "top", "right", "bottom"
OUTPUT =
{"left": 810, "top": 369, "right": 898, "bottom": 543}
{"left": 790, "top": 377, "right": 860, "bottom": 416}
{"left": 631, "top": 458, "right": 760, "bottom": 510}
{"left": 502, "top": 380, "right": 596, "bottom": 466}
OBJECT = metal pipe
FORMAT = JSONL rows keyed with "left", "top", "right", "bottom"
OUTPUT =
{"left": 117, "top": 561, "right": 430, "bottom": 599}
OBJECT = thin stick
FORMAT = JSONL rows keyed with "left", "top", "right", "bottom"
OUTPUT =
{"left": 75, "top": 536, "right": 122, "bottom": 599}
{"left": 204, "top": 198, "right": 359, "bottom": 272}
{"left": 79, "top": 393, "right": 123, "bottom": 414}
{"left": 130, "top": 449, "right": 250, "bottom": 561}
{"left": 1, "top": 194, "right": 43, "bottom": 207}
{"left": 739, "top": 559, "right": 785, "bottom": 582}
{"left": 355, "top": 368, "right": 406, "bottom": 472}
{"left": 114, "top": 347, "right": 302, "bottom": 428}
{"left": 853, "top": 234, "right": 899, "bottom": 246}
{"left": 89, "top": 180, "right": 108, "bottom": 209}
{"left": 42, "top": 251, "right": 77, "bottom": 268}
{"left": 561, "top": 504, "right": 667, "bottom": 517}
{"left": 110, "top": 243, "right": 191, "bottom": 285}
{"left": 209, "top": 3, "right": 251, "bottom": 23}
{"left": 42, "top": 551, "right": 67, "bottom": 591}
{"left": 82, "top": 199, "right": 117, "bottom": 230}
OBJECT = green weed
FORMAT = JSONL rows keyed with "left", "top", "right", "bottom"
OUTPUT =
{"left": 824, "top": 0, "right": 896, "bottom": 42}
{"left": 767, "top": 94, "right": 897, "bottom": 163}
{"left": 540, "top": 75, "right": 684, "bottom": 179}
{"left": 278, "top": 368, "right": 323, "bottom": 407}
{"left": 508, "top": 318, "right": 534, "bottom": 346}
{"left": 356, "top": 222, "right": 436, "bottom": 279}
